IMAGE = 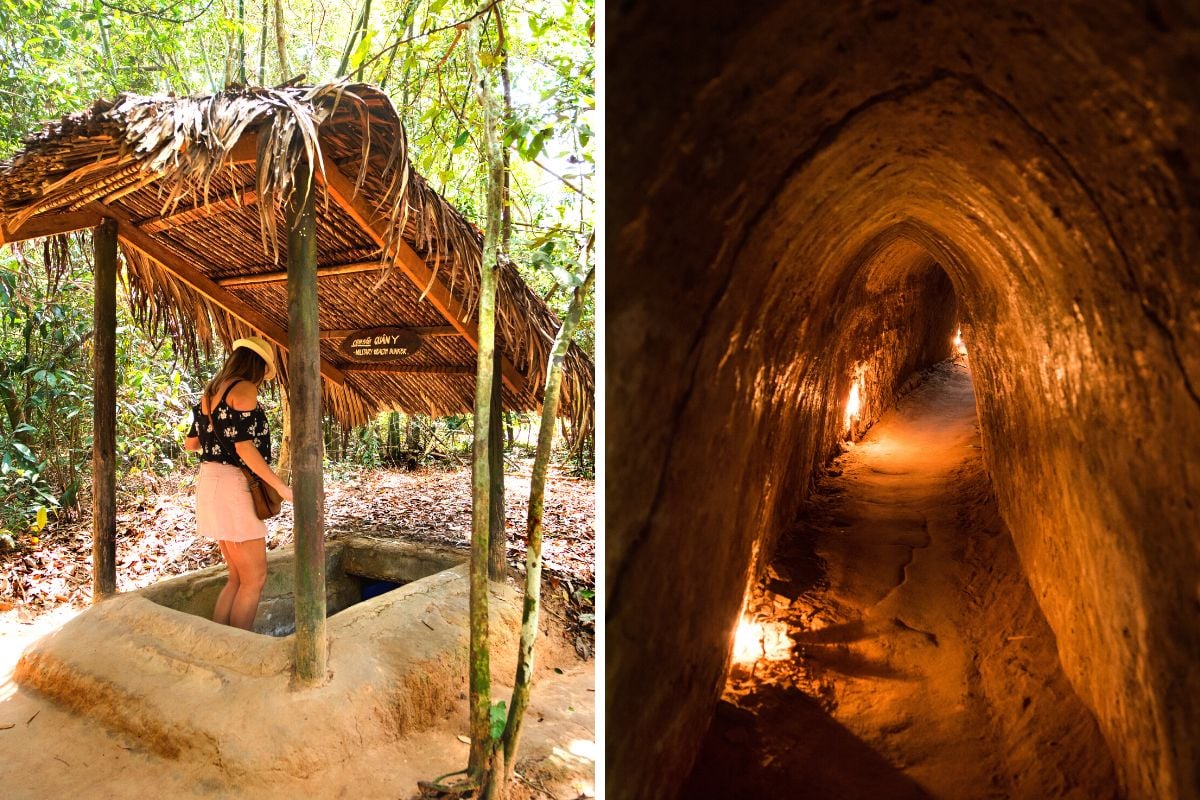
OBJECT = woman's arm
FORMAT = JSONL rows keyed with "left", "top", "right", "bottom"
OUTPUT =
{"left": 226, "top": 381, "right": 293, "bottom": 502}
{"left": 185, "top": 410, "right": 201, "bottom": 452}
{"left": 235, "top": 440, "right": 294, "bottom": 503}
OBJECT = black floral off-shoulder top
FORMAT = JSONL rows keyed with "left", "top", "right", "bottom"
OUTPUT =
{"left": 187, "top": 380, "right": 271, "bottom": 467}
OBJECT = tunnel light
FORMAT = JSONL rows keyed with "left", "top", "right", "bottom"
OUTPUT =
{"left": 953, "top": 328, "right": 968, "bottom": 357}
{"left": 844, "top": 381, "right": 862, "bottom": 431}
{"left": 732, "top": 617, "right": 792, "bottom": 664}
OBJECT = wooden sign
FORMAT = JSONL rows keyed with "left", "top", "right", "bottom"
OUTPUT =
{"left": 340, "top": 327, "right": 424, "bottom": 362}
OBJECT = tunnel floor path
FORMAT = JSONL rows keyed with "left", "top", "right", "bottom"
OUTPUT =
{"left": 684, "top": 361, "right": 1117, "bottom": 800}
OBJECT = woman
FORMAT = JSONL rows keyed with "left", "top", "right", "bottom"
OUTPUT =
{"left": 184, "top": 336, "right": 293, "bottom": 631}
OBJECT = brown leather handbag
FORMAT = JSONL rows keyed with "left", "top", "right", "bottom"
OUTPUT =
{"left": 242, "top": 467, "right": 283, "bottom": 519}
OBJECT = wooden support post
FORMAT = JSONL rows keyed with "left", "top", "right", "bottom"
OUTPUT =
{"left": 287, "top": 158, "right": 327, "bottom": 685}
{"left": 487, "top": 345, "right": 506, "bottom": 580}
{"left": 92, "top": 219, "right": 118, "bottom": 601}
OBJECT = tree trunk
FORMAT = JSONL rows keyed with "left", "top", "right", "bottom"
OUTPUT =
{"left": 496, "top": 6, "right": 513, "bottom": 251}
{"left": 277, "top": 385, "right": 293, "bottom": 483}
{"left": 336, "top": 0, "right": 371, "bottom": 78}
{"left": 499, "top": 269, "right": 594, "bottom": 774}
{"left": 0, "top": 379, "right": 30, "bottom": 447}
{"left": 385, "top": 411, "right": 398, "bottom": 460}
{"left": 467, "top": 12, "right": 503, "bottom": 785}
{"left": 273, "top": 0, "right": 290, "bottom": 80}
{"left": 488, "top": 344, "right": 506, "bottom": 580}
{"left": 486, "top": 3, "right": 514, "bottom": 585}
{"left": 379, "top": 0, "right": 419, "bottom": 90}
{"left": 237, "top": 0, "right": 247, "bottom": 84}
{"left": 96, "top": 11, "right": 118, "bottom": 90}
{"left": 258, "top": 0, "right": 268, "bottom": 84}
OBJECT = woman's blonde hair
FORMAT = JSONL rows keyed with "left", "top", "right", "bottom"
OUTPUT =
{"left": 205, "top": 348, "right": 267, "bottom": 406}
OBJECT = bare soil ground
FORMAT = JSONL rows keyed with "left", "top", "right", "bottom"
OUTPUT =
{"left": 684, "top": 361, "right": 1118, "bottom": 799}
{"left": 0, "top": 463, "right": 595, "bottom": 799}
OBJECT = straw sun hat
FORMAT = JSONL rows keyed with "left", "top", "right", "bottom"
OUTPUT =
{"left": 231, "top": 336, "right": 277, "bottom": 382}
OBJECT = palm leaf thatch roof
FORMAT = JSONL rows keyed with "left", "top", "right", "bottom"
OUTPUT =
{"left": 0, "top": 83, "right": 593, "bottom": 434}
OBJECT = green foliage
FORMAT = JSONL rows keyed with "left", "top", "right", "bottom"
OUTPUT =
{"left": 317, "top": 407, "right": 588, "bottom": 475}
{"left": 115, "top": 328, "right": 201, "bottom": 476}
{"left": 0, "top": 243, "right": 93, "bottom": 531}
{"left": 0, "top": 240, "right": 216, "bottom": 534}
{"left": 489, "top": 699, "right": 507, "bottom": 741}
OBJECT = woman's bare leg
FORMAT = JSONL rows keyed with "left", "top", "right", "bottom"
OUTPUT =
{"left": 213, "top": 540, "right": 240, "bottom": 625}
{"left": 227, "top": 538, "right": 267, "bottom": 631}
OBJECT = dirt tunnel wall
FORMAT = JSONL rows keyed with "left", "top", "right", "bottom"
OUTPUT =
{"left": 607, "top": 2, "right": 1200, "bottom": 799}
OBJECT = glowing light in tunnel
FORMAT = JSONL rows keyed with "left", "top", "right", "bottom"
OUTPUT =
{"left": 953, "top": 328, "right": 968, "bottom": 357}
{"left": 732, "top": 617, "right": 793, "bottom": 664}
{"left": 844, "top": 381, "right": 862, "bottom": 431}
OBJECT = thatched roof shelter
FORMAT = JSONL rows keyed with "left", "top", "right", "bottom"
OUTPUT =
{"left": 0, "top": 83, "right": 593, "bottom": 433}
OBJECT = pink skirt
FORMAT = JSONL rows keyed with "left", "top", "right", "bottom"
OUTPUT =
{"left": 195, "top": 461, "right": 268, "bottom": 542}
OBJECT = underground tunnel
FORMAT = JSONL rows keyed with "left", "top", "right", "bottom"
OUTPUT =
{"left": 607, "top": 2, "right": 1200, "bottom": 799}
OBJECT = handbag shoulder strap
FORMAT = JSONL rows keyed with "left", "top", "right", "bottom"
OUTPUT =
{"left": 213, "top": 379, "right": 249, "bottom": 462}
{"left": 218, "top": 379, "right": 242, "bottom": 408}
{"left": 200, "top": 379, "right": 241, "bottom": 416}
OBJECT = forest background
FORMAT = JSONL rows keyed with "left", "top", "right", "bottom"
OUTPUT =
{"left": 0, "top": 0, "right": 595, "bottom": 548}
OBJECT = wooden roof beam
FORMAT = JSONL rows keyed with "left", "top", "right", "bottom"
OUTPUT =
{"left": 140, "top": 188, "right": 260, "bottom": 234}
{"left": 320, "top": 326, "right": 460, "bottom": 339}
{"left": 341, "top": 364, "right": 474, "bottom": 375}
{"left": 101, "top": 171, "right": 163, "bottom": 205}
{"left": 316, "top": 156, "right": 526, "bottom": 395}
{"left": 1, "top": 210, "right": 104, "bottom": 246}
{"left": 217, "top": 258, "right": 380, "bottom": 287}
{"left": 87, "top": 202, "right": 347, "bottom": 386}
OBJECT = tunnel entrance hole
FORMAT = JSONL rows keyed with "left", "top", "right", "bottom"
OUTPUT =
{"left": 12, "top": 536, "right": 526, "bottom": 778}
{"left": 141, "top": 537, "right": 463, "bottom": 637}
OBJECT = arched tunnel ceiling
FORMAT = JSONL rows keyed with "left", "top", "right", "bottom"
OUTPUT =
{"left": 608, "top": 3, "right": 1200, "bottom": 799}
